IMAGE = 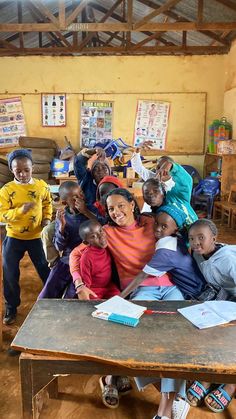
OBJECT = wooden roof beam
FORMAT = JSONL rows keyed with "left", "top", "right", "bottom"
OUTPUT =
{"left": 65, "top": 0, "right": 88, "bottom": 27}
{"left": 76, "top": 0, "right": 124, "bottom": 51}
{"left": 29, "top": 0, "right": 60, "bottom": 28}
{"left": 134, "top": 0, "right": 182, "bottom": 30}
{"left": 0, "top": 45, "right": 229, "bottom": 56}
{"left": 214, "top": 0, "right": 236, "bottom": 12}
{"left": 0, "top": 22, "right": 235, "bottom": 33}
{"left": 27, "top": 1, "right": 71, "bottom": 47}
{"left": 136, "top": 0, "right": 231, "bottom": 45}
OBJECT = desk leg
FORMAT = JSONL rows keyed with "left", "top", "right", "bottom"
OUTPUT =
{"left": 48, "top": 377, "right": 58, "bottom": 399}
{"left": 20, "top": 357, "right": 34, "bottom": 419}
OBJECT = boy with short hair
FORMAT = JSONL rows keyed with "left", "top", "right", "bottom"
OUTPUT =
{"left": 70, "top": 220, "right": 120, "bottom": 300}
{"left": 0, "top": 149, "right": 52, "bottom": 324}
{"left": 38, "top": 181, "right": 91, "bottom": 299}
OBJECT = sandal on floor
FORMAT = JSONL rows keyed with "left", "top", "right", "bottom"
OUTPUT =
{"left": 186, "top": 381, "right": 211, "bottom": 407}
{"left": 116, "top": 376, "right": 132, "bottom": 395}
{"left": 99, "top": 376, "right": 119, "bottom": 409}
{"left": 204, "top": 385, "right": 232, "bottom": 413}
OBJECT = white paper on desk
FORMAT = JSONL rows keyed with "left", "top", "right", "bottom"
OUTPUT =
{"left": 95, "top": 296, "right": 147, "bottom": 319}
{"left": 178, "top": 301, "right": 236, "bottom": 329}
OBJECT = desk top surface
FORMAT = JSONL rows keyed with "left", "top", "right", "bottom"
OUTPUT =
{"left": 12, "top": 300, "right": 236, "bottom": 373}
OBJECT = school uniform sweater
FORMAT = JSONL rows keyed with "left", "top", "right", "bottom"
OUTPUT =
{"left": 143, "top": 236, "right": 205, "bottom": 298}
{"left": 0, "top": 179, "right": 52, "bottom": 240}
{"left": 193, "top": 245, "right": 236, "bottom": 297}
{"left": 54, "top": 208, "right": 88, "bottom": 264}
{"left": 79, "top": 245, "right": 120, "bottom": 299}
{"left": 131, "top": 152, "right": 197, "bottom": 225}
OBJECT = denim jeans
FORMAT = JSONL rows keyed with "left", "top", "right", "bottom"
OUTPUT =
{"left": 131, "top": 285, "right": 186, "bottom": 398}
{"left": 3, "top": 236, "right": 50, "bottom": 312}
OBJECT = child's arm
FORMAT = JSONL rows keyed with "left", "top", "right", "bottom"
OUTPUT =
{"left": 69, "top": 245, "right": 97, "bottom": 300}
{"left": 131, "top": 151, "right": 155, "bottom": 181}
{"left": 0, "top": 186, "right": 34, "bottom": 222}
{"left": 120, "top": 271, "right": 148, "bottom": 298}
{"left": 53, "top": 210, "right": 68, "bottom": 252}
{"left": 73, "top": 148, "right": 98, "bottom": 182}
{"left": 41, "top": 182, "right": 53, "bottom": 226}
{"left": 168, "top": 163, "right": 193, "bottom": 203}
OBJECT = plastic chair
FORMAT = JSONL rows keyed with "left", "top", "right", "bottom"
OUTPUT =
{"left": 182, "top": 165, "right": 202, "bottom": 188}
{"left": 94, "top": 138, "right": 130, "bottom": 160}
{"left": 192, "top": 177, "right": 220, "bottom": 219}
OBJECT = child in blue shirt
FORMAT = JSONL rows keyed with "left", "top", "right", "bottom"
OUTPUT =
{"left": 121, "top": 204, "right": 204, "bottom": 419}
{"left": 39, "top": 181, "right": 90, "bottom": 299}
{"left": 121, "top": 204, "right": 205, "bottom": 300}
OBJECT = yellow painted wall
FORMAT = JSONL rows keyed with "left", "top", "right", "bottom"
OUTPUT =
{"left": 0, "top": 55, "right": 226, "bottom": 173}
{"left": 224, "top": 40, "right": 236, "bottom": 138}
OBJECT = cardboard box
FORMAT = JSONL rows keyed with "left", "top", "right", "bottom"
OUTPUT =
{"left": 217, "top": 140, "right": 236, "bottom": 155}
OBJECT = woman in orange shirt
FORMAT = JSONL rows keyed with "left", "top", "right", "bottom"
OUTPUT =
{"left": 70, "top": 189, "right": 186, "bottom": 418}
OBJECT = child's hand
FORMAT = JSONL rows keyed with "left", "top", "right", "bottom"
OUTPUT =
{"left": 22, "top": 202, "right": 35, "bottom": 214}
{"left": 155, "top": 160, "right": 172, "bottom": 182}
{"left": 56, "top": 209, "right": 66, "bottom": 232}
{"left": 95, "top": 147, "right": 106, "bottom": 161}
{"left": 76, "top": 286, "right": 98, "bottom": 300}
{"left": 135, "top": 140, "right": 153, "bottom": 152}
{"left": 41, "top": 219, "right": 50, "bottom": 228}
{"left": 74, "top": 197, "right": 87, "bottom": 214}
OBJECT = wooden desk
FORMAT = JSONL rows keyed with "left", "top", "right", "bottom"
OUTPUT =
{"left": 12, "top": 300, "right": 236, "bottom": 418}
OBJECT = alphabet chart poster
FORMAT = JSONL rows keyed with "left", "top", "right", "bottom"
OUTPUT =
{"left": 0, "top": 97, "right": 26, "bottom": 147}
{"left": 134, "top": 100, "right": 170, "bottom": 150}
{"left": 42, "top": 94, "right": 66, "bottom": 127}
{"left": 80, "top": 101, "right": 113, "bottom": 148}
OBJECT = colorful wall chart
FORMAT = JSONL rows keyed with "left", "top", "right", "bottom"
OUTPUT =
{"left": 42, "top": 94, "right": 66, "bottom": 127}
{"left": 0, "top": 97, "right": 26, "bottom": 148}
{"left": 80, "top": 101, "right": 113, "bottom": 148}
{"left": 134, "top": 100, "right": 170, "bottom": 150}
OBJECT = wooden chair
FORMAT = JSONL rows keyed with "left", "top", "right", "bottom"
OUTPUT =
{"left": 221, "top": 184, "right": 236, "bottom": 227}
{"left": 231, "top": 208, "right": 236, "bottom": 230}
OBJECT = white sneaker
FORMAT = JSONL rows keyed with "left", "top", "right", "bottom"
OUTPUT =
{"left": 172, "top": 399, "right": 190, "bottom": 419}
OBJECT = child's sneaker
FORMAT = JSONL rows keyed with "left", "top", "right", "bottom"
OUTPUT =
{"left": 172, "top": 399, "right": 190, "bottom": 419}
{"left": 3, "top": 309, "right": 17, "bottom": 325}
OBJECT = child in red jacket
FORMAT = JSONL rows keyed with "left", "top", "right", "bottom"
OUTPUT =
{"left": 72, "top": 220, "right": 120, "bottom": 300}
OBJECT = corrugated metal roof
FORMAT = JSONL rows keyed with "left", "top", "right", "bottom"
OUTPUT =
{"left": 0, "top": 0, "right": 235, "bottom": 53}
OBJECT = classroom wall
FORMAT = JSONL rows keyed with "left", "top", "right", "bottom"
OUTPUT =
{"left": 0, "top": 54, "right": 226, "bottom": 173}
{"left": 224, "top": 40, "right": 236, "bottom": 138}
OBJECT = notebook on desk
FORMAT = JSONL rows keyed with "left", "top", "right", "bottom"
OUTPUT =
{"left": 92, "top": 296, "right": 147, "bottom": 327}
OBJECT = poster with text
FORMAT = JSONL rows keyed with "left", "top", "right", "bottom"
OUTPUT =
{"left": 0, "top": 97, "right": 26, "bottom": 148}
{"left": 42, "top": 94, "right": 66, "bottom": 127}
{"left": 80, "top": 101, "right": 113, "bottom": 148}
{"left": 134, "top": 100, "right": 170, "bottom": 150}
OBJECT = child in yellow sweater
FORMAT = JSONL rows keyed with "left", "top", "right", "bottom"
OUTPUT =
{"left": 0, "top": 149, "right": 52, "bottom": 324}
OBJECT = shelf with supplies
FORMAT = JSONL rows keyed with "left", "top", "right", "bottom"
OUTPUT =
{"left": 204, "top": 153, "right": 236, "bottom": 198}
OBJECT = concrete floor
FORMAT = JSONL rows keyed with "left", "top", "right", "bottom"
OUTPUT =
{"left": 1, "top": 224, "right": 236, "bottom": 419}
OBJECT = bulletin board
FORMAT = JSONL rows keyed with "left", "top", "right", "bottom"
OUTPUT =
{"left": 83, "top": 92, "right": 207, "bottom": 155}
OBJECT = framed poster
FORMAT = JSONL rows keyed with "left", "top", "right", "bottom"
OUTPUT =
{"left": 134, "top": 100, "right": 170, "bottom": 150}
{"left": 80, "top": 101, "right": 113, "bottom": 148}
{"left": 42, "top": 94, "right": 66, "bottom": 127}
{"left": 0, "top": 97, "right": 26, "bottom": 148}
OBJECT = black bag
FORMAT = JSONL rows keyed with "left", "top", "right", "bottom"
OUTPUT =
{"left": 197, "top": 284, "right": 229, "bottom": 301}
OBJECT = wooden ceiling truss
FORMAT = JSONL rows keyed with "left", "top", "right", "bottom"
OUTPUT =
{"left": 0, "top": 0, "right": 235, "bottom": 56}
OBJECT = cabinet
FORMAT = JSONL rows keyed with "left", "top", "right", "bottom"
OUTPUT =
{"left": 204, "top": 153, "right": 236, "bottom": 198}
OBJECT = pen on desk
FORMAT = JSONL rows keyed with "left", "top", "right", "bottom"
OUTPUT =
{"left": 144, "top": 310, "right": 177, "bottom": 315}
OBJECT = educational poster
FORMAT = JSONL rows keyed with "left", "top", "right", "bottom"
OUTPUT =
{"left": 80, "top": 101, "right": 113, "bottom": 148}
{"left": 0, "top": 97, "right": 26, "bottom": 148}
{"left": 42, "top": 94, "right": 66, "bottom": 127}
{"left": 134, "top": 100, "right": 170, "bottom": 150}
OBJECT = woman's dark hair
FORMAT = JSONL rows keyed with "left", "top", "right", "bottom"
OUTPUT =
{"left": 188, "top": 218, "right": 218, "bottom": 236}
{"left": 105, "top": 188, "right": 140, "bottom": 226}
{"left": 142, "top": 178, "right": 166, "bottom": 197}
